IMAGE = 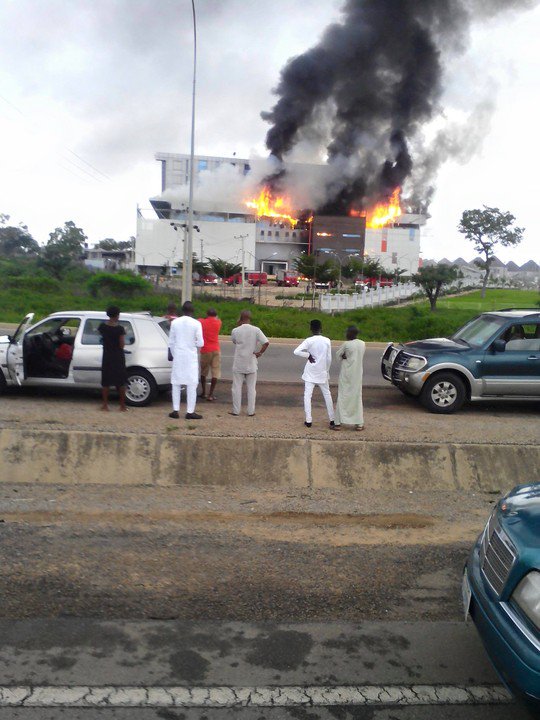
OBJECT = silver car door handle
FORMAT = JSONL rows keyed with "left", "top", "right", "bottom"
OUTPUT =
{"left": 527, "top": 355, "right": 538, "bottom": 360}
{"left": 124, "top": 350, "right": 132, "bottom": 354}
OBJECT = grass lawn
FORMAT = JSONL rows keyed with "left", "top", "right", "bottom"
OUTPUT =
{"left": 1, "top": 288, "right": 538, "bottom": 342}
{"left": 436, "top": 289, "right": 539, "bottom": 312}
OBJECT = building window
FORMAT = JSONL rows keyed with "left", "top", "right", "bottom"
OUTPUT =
{"left": 197, "top": 159, "right": 208, "bottom": 171}
{"left": 292, "top": 232, "right": 296, "bottom": 238}
{"left": 275, "top": 231, "right": 280, "bottom": 237}
{"left": 260, "top": 230, "right": 265, "bottom": 236}
{"left": 381, "top": 239, "right": 387, "bottom": 253}
{"left": 285, "top": 231, "right": 289, "bottom": 238}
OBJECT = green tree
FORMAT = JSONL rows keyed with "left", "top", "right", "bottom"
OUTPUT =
{"left": 207, "top": 257, "right": 242, "bottom": 279}
{"left": 39, "top": 221, "right": 88, "bottom": 279}
{"left": 0, "top": 215, "right": 40, "bottom": 257}
{"left": 95, "top": 237, "right": 134, "bottom": 251}
{"left": 293, "top": 254, "right": 338, "bottom": 283}
{"left": 412, "top": 264, "right": 461, "bottom": 312}
{"left": 458, "top": 206, "right": 524, "bottom": 298}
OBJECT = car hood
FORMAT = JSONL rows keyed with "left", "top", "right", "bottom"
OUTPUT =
{"left": 401, "top": 337, "right": 468, "bottom": 354}
{"left": 499, "top": 483, "right": 540, "bottom": 547}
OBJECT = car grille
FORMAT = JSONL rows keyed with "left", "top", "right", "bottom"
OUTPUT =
{"left": 391, "top": 351, "right": 412, "bottom": 381}
{"left": 480, "top": 512, "right": 517, "bottom": 596}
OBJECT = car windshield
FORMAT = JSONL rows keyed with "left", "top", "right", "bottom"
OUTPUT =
{"left": 451, "top": 315, "right": 507, "bottom": 348}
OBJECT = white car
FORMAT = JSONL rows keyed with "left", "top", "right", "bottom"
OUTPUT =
{"left": 0, "top": 311, "right": 173, "bottom": 406}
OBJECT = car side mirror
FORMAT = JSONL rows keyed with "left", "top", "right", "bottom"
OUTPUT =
{"left": 492, "top": 339, "right": 506, "bottom": 353}
{"left": 127, "top": 336, "right": 135, "bottom": 345}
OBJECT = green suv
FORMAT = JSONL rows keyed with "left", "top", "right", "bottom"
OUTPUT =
{"left": 381, "top": 309, "right": 540, "bottom": 413}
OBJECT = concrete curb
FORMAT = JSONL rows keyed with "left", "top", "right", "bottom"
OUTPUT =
{"left": 2, "top": 427, "right": 537, "bottom": 491}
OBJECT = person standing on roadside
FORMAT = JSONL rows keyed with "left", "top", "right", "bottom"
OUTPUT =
{"left": 332, "top": 325, "right": 365, "bottom": 432}
{"left": 199, "top": 308, "right": 222, "bottom": 401}
{"left": 293, "top": 319, "right": 335, "bottom": 428}
{"left": 98, "top": 305, "right": 127, "bottom": 412}
{"left": 168, "top": 301, "right": 204, "bottom": 420}
{"left": 230, "top": 310, "right": 269, "bottom": 416}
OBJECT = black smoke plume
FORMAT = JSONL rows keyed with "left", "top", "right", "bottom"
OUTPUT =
{"left": 262, "top": 0, "right": 536, "bottom": 215}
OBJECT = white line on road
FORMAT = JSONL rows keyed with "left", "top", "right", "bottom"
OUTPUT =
{"left": 0, "top": 685, "right": 512, "bottom": 708}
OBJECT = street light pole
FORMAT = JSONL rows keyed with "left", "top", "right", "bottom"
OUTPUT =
{"left": 182, "top": 0, "right": 197, "bottom": 305}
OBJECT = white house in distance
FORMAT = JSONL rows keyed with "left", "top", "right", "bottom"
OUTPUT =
{"left": 135, "top": 152, "right": 424, "bottom": 276}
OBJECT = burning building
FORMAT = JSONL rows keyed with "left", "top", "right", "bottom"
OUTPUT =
{"left": 136, "top": 152, "right": 423, "bottom": 277}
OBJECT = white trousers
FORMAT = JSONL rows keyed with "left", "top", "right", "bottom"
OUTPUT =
{"left": 172, "top": 384, "right": 197, "bottom": 414}
{"left": 304, "top": 381, "right": 335, "bottom": 423}
{"left": 232, "top": 371, "right": 257, "bottom": 415}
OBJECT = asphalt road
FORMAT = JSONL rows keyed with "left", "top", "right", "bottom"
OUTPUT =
{"left": 220, "top": 338, "right": 387, "bottom": 386}
{"left": 0, "top": 619, "right": 530, "bottom": 719}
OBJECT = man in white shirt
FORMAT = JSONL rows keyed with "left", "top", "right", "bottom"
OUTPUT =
{"left": 293, "top": 319, "right": 335, "bottom": 428}
{"left": 230, "top": 310, "right": 269, "bottom": 416}
{"left": 168, "top": 301, "right": 204, "bottom": 419}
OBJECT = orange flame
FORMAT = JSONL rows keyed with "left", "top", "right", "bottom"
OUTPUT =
{"left": 365, "top": 187, "right": 402, "bottom": 228}
{"left": 351, "top": 187, "right": 402, "bottom": 228}
{"left": 246, "top": 187, "right": 298, "bottom": 227}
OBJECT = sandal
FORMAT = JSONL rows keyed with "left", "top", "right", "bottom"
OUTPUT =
{"left": 355, "top": 425, "right": 365, "bottom": 431}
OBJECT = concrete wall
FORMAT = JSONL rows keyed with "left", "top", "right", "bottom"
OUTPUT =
{"left": 1, "top": 427, "right": 536, "bottom": 492}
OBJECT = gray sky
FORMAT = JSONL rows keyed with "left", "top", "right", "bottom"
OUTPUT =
{"left": 0, "top": 0, "right": 538, "bottom": 263}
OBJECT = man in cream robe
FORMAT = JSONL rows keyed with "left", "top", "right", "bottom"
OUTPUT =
{"left": 168, "top": 301, "right": 204, "bottom": 419}
{"left": 333, "top": 325, "right": 365, "bottom": 430}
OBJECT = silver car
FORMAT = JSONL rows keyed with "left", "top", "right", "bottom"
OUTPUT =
{"left": 0, "top": 311, "right": 173, "bottom": 406}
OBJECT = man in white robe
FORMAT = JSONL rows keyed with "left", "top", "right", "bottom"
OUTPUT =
{"left": 293, "top": 319, "right": 335, "bottom": 428}
{"left": 333, "top": 325, "right": 365, "bottom": 431}
{"left": 168, "top": 301, "right": 204, "bottom": 419}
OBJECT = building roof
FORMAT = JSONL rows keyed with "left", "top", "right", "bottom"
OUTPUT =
{"left": 520, "top": 259, "right": 540, "bottom": 271}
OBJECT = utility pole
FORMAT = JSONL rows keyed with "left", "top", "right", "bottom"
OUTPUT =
{"left": 184, "top": 0, "right": 197, "bottom": 304}
{"left": 200, "top": 238, "right": 204, "bottom": 265}
{"left": 235, "top": 234, "right": 249, "bottom": 291}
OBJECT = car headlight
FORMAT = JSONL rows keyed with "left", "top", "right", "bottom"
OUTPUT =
{"left": 404, "top": 356, "right": 427, "bottom": 371}
{"left": 512, "top": 571, "right": 540, "bottom": 631}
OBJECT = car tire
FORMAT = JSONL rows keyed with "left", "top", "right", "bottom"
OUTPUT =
{"left": 125, "top": 369, "right": 158, "bottom": 407}
{"left": 420, "top": 372, "right": 466, "bottom": 414}
{"left": 0, "top": 371, "right": 7, "bottom": 394}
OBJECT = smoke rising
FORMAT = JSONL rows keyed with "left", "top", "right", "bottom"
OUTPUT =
{"left": 262, "top": 0, "right": 537, "bottom": 214}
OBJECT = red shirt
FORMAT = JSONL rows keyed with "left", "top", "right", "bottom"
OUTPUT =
{"left": 199, "top": 316, "right": 222, "bottom": 353}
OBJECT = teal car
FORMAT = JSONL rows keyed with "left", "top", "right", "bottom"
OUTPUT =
{"left": 381, "top": 309, "right": 540, "bottom": 413}
{"left": 463, "top": 483, "right": 540, "bottom": 713}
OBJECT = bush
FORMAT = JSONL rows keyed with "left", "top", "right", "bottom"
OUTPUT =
{"left": 87, "top": 272, "right": 153, "bottom": 298}
{"left": 2, "top": 275, "right": 61, "bottom": 293}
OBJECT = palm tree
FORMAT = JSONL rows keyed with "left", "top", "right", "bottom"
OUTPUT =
{"left": 207, "top": 257, "right": 242, "bottom": 279}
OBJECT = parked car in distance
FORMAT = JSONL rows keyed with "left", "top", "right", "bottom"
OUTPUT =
{"left": 193, "top": 273, "right": 219, "bottom": 286}
{"left": 463, "top": 483, "right": 540, "bottom": 713}
{"left": 276, "top": 269, "right": 300, "bottom": 287}
{"left": 381, "top": 309, "right": 540, "bottom": 413}
{"left": 0, "top": 311, "right": 173, "bottom": 406}
{"left": 224, "top": 272, "right": 268, "bottom": 286}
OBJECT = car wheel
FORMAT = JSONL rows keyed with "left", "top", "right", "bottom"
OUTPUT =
{"left": 0, "top": 371, "right": 7, "bottom": 394}
{"left": 420, "top": 372, "right": 466, "bottom": 414}
{"left": 125, "top": 369, "right": 158, "bottom": 407}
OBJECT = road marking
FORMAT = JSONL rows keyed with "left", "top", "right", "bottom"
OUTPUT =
{"left": 0, "top": 685, "right": 512, "bottom": 707}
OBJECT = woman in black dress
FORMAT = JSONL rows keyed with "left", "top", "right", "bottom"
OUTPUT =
{"left": 98, "top": 305, "right": 127, "bottom": 411}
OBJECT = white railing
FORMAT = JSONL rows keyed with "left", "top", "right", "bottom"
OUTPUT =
{"left": 319, "top": 282, "right": 418, "bottom": 313}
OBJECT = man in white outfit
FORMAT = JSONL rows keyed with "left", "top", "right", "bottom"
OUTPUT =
{"left": 230, "top": 310, "right": 269, "bottom": 416}
{"left": 293, "top": 319, "right": 335, "bottom": 428}
{"left": 168, "top": 301, "right": 204, "bottom": 419}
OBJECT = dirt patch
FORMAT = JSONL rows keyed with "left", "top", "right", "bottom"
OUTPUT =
{"left": 0, "top": 509, "right": 432, "bottom": 529}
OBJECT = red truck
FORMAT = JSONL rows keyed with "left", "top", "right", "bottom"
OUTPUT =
{"left": 224, "top": 272, "right": 268, "bottom": 286}
{"left": 276, "top": 269, "right": 299, "bottom": 287}
{"left": 354, "top": 277, "right": 393, "bottom": 289}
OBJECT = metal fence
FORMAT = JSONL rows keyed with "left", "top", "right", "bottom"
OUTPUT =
{"left": 319, "top": 282, "right": 419, "bottom": 313}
